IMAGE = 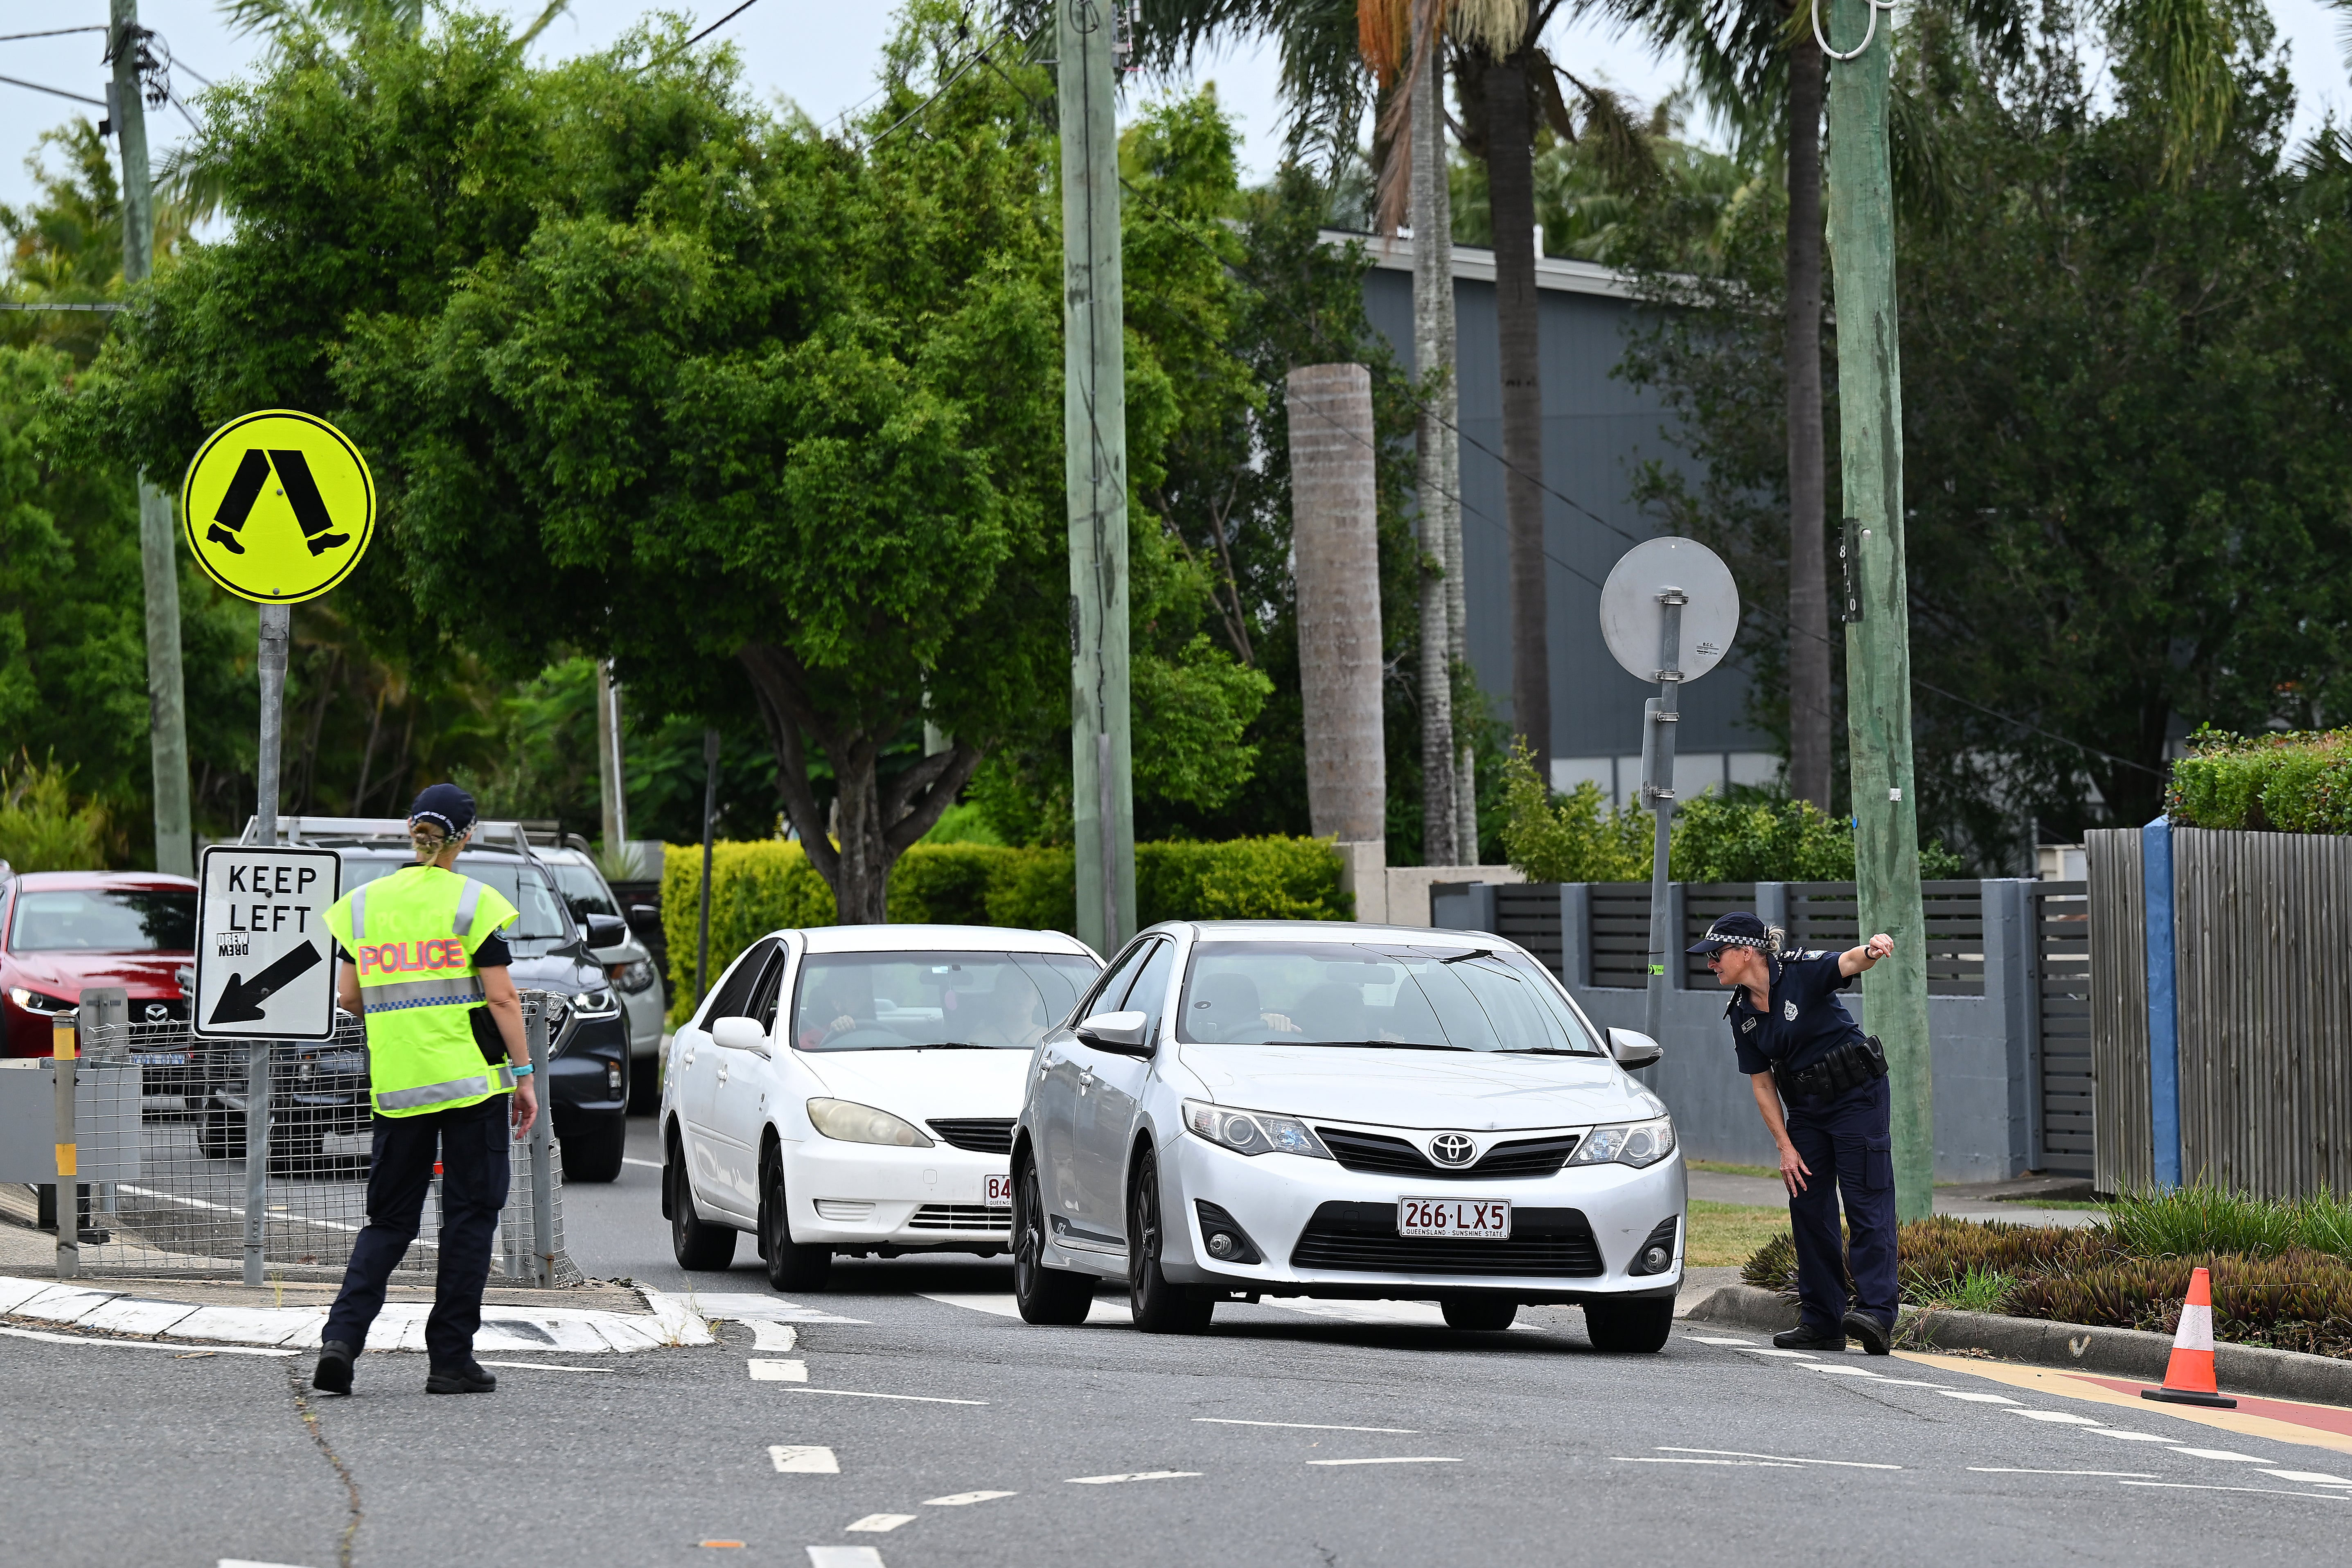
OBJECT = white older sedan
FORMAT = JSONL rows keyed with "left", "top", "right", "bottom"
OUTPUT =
{"left": 663, "top": 923, "right": 1100, "bottom": 1289}
{"left": 1011, "top": 920, "right": 1685, "bottom": 1346}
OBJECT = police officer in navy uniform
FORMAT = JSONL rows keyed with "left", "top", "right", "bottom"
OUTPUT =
{"left": 1688, "top": 912, "right": 1898, "bottom": 1354}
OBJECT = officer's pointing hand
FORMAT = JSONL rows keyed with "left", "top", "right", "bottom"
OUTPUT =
{"left": 1864, "top": 933, "right": 1893, "bottom": 961}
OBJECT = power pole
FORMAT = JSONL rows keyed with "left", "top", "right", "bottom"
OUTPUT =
{"left": 1057, "top": 0, "right": 1134, "bottom": 956}
{"left": 109, "top": 0, "right": 192, "bottom": 878}
{"left": 1822, "top": 0, "right": 1932, "bottom": 1221}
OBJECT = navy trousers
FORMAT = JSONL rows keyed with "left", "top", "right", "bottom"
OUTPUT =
{"left": 1783, "top": 1074, "right": 1899, "bottom": 1333}
{"left": 323, "top": 1094, "right": 512, "bottom": 1368}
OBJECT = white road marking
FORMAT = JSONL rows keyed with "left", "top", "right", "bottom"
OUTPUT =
{"left": 782, "top": 1389, "right": 988, "bottom": 1406}
{"left": 922, "top": 1491, "right": 1018, "bottom": 1506}
{"left": 1804, "top": 1365, "right": 1885, "bottom": 1378}
{"left": 1732, "top": 1347, "right": 1821, "bottom": 1359}
{"left": 1657, "top": 1448, "right": 1901, "bottom": 1470}
{"left": 921, "top": 1293, "right": 1132, "bottom": 1324}
{"left": 750, "top": 1359, "right": 810, "bottom": 1382}
{"left": 843, "top": 1515, "right": 916, "bottom": 1533}
{"left": 806, "top": 1549, "right": 886, "bottom": 1568}
{"left": 220, "top": 1559, "right": 321, "bottom": 1567}
{"left": 2120, "top": 1481, "right": 2351, "bottom": 1502}
{"left": 1306, "top": 1457, "right": 1460, "bottom": 1466}
{"left": 1195, "top": 1419, "right": 1418, "bottom": 1434}
{"left": 1937, "top": 1391, "right": 2022, "bottom": 1404}
{"left": 748, "top": 1321, "right": 800, "bottom": 1352}
{"left": 622, "top": 1157, "right": 663, "bottom": 1169}
{"left": 770, "top": 1445, "right": 841, "bottom": 1474}
{"left": 1066, "top": 1471, "right": 1202, "bottom": 1485}
{"left": 1682, "top": 1336, "right": 1754, "bottom": 1345}
{"left": 1969, "top": 1467, "right": 2157, "bottom": 1478}
{"left": 2262, "top": 1471, "right": 2352, "bottom": 1486}
{"left": 2005, "top": 1410, "right": 2108, "bottom": 1425}
{"left": 681, "top": 1292, "right": 869, "bottom": 1325}
{"left": 1865, "top": 1378, "right": 1957, "bottom": 1389}
{"left": 2169, "top": 1446, "right": 2268, "bottom": 1462}
{"left": 2086, "top": 1430, "right": 2177, "bottom": 1442}
{"left": 0, "top": 1326, "right": 295, "bottom": 1357}
{"left": 1614, "top": 1457, "right": 1802, "bottom": 1468}
{"left": 479, "top": 1360, "right": 613, "bottom": 1374}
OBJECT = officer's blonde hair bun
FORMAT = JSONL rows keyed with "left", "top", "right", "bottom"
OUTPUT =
{"left": 1766, "top": 925, "right": 1787, "bottom": 957}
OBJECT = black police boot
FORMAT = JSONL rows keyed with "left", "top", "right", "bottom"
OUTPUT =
{"left": 1842, "top": 1311, "right": 1893, "bottom": 1356}
{"left": 1772, "top": 1325, "right": 1847, "bottom": 1351}
{"left": 312, "top": 1340, "right": 355, "bottom": 1395}
{"left": 426, "top": 1360, "right": 498, "bottom": 1394}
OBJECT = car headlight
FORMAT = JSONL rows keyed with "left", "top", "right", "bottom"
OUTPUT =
{"left": 570, "top": 987, "right": 620, "bottom": 1019}
{"left": 8, "top": 987, "right": 76, "bottom": 1015}
{"left": 1182, "top": 1099, "right": 1332, "bottom": 1159}
{"left": 806, "top": 1097, "right": 935, "bottom": 1148}
{"left": 609, "top": 960, "right": 659, "bottom": 995}
{"left": 1570, "top": 1115, "right": 1677, "bottom": 1169}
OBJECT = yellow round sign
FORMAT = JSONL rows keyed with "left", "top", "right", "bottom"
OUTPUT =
{"left": 180, "top": 410, "right": 376, "bottom": 604}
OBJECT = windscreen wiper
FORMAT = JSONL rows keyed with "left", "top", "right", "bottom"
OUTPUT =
{"left": 1497, "top": 1047, "right": 1599, "bottom": 1056}
{"left": 1312, "top": 1040, "right": 1475, "bottom": 1051}
{"left": 1436, "top": 949, "right": 1497, "bottom": 965}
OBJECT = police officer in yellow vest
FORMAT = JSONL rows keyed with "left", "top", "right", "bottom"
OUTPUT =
{"left": 311, "top": 784, "right": 539, "bottom": 1396}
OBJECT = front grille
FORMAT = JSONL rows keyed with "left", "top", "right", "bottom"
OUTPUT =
{"left": 909, "top": 1204, "right": 1011, "bottom": 1231}
{"left": 926, "top": 1117, "right": 1015, "bottom": 1155}
{"left": 1289, "top": 1202, "right": 1603, "bottom": 1277}
{"left": 1317, "top": 1128, "right": 1582, "bottom": 1180}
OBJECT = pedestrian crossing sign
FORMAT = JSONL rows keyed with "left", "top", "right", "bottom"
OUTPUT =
{"left": 180, "top": 409, "right": 376, "bottom": 604}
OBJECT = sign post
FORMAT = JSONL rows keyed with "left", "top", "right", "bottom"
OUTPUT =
{"left": 180, "top": 408, "right": 374, "bottom": 1284}
{"left": 1600, "top": 539, "right": 1741, "bottom": 1042}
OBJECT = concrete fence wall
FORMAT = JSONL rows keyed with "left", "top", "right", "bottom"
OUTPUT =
{"left": 1434, "top": 880, "right": 2042, "bottom": 1183}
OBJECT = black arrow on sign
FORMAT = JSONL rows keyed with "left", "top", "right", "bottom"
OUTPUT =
{"left": 207, "top": 941, "right": 324, "bottom": 1026}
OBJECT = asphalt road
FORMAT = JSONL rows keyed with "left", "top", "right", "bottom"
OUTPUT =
{"left": 9, "top": 1115, "right": 2351, "bottom": 1568}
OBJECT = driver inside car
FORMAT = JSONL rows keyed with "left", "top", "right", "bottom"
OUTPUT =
{"left": 961, "top": 980, "right": 1046, "bottom": 1047}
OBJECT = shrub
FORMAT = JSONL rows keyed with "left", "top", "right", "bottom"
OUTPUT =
{"left": 660, "top": 841, "right": 835, "bottom": 1016}
{"left": 1497, "top": 743, "right": 1649, "bottom": 883}
{"left": 2169, "top": 726, "right": 2352, "bottom": 834}
{"left": 2103, "top": 1182, "right": 2352, "bottom": 1264}
{"left": 0, "top": 753, "right": 108, "bottom": 873}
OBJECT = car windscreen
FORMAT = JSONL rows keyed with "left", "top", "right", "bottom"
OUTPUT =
{"left": 792, "top": 951, "right": 1100, "bottom": 1052}
{"left": 1175, "top": 941, "right": 1604, "bottom": 1054}
{"left": 8, "top": 889, "right": 197, "bottom": 953}
{"left": 545, "top": 858, "right": 621, "bottom": 922}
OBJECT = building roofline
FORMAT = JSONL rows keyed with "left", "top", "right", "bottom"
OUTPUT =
{"left": 1322, "top": 228, "right": 1642, "bottom": 301}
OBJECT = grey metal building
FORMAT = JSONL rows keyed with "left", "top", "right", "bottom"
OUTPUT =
{"left": 1348, "top": 234, "right": 1775, "bottom": 803}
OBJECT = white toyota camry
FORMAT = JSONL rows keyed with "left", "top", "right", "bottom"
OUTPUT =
{"left": 1012, "top": 920, "right": 1686, "bottom": 1346}
{"left": 663, "top": 923, "right": 1101, "bottom": 1289}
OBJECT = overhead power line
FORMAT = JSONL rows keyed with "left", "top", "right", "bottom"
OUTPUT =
{"left": 0, "top": 27, "right": 109, "bottom": 43}
{"left": 0, "top": 72, "right": 106, "bottom": 108}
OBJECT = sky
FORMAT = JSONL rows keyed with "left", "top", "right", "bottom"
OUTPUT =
{"left": 0, "top": 1, "right": 2346, "bottom": 233}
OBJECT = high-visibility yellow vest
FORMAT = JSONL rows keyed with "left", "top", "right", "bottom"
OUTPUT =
{"left": 324, "top": 864, "right": 521, "bottom": 1118}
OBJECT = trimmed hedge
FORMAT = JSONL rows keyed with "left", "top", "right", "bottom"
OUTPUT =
{"left": 2168, "top": 726, "right": 2352, "bottom": 834}
{"left": 661, "top": 835, "right": 1348, "bottom": 1017}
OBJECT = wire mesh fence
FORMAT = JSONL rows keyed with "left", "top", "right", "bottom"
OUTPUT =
{"left": 7, "top": 992, "right": 576, "bottom": 1286}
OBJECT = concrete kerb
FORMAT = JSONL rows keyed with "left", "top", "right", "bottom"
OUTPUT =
{"left": 1682, "top": 1281, "right": 2352, "bottom": 1409}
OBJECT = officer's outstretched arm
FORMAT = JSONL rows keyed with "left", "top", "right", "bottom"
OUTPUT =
{"left": 1838, "top": 933, "right": 1895, "bottom": 977}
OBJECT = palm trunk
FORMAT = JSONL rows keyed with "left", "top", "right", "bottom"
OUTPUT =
{"left": 1486, "top": 54, "right": 1552, "bottom": 769}
{"left": 1288, "top": 363, "right": 1389, "bottom": 846}
{"left": 1785, "top": 34, "right": 1833, "bottom": 810}
{"left": 1411, "top": 37, "right": 1459, "bottom": 867}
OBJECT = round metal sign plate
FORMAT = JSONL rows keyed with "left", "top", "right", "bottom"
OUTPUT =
{"left": 180, "top": 409, "right": 376, "bottom": 605}
{"left": 1598, "top": 536, "right": 1740, "bottom": 683}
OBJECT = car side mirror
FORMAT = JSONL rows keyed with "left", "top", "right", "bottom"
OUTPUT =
{"left": 583, "top": 914, "right": 629, "bottom": 948}
{"left": 1076, "top": 1009, "right": 1153, "bottom": 1057}
{"left": 712, "top": 1015, "right": 769, "bottom": 1054}
{"left": 1608, "top": 1028, "right": 1663, "bottom": 1070}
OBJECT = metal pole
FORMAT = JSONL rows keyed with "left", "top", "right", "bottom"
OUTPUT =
{"left": 244, "top": 604, "right": 289, "bottom": 1284}
{"left": 1824, "top": 0, "right": 1933, "bottom": 1222}
{"left": 596, "top": 661, "right": 628, "bottom": 857}
{"left": 1058, "top": 0, "right": 1135, "bottom": 955}
{"left": 695, "top": 726, "right": 719, "bottom": 1004}
{"left": 109, "top": 0, "right": 192, "bottom": 877}
{"left": 53, "top": 1015, "right": 77, "bottom": 1279}
{"left": 1642, "top": 591, "right": 1684, "bottom": 1040}
{"left": 527, "top": 994, "right": 555, "bottom": 1287}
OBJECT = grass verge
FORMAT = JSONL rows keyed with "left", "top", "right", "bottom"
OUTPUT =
{"left": 1687, "top": 1160, "right": 1781, "bottom": 1182}
{"left": 1686, "top": 1200, "right": 1790, "bottom": 1267}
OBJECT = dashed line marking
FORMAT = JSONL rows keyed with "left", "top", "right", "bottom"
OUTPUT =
{"left": 1804, "top": 1365, "right": 1885, "bottom": 1378}
{"left": 806, "top": 1548, "right": 886, "bottom": 1568}
{"left": 749, "top": 1359, "right": 810, "bottom": 1382}
{"left": 2262, "top": 1470, "right": 2352, "bottom": 1486}
{"left": 1682, "top": 1336, "right": 1754, "bottom": 1346}
{"left": 1066, "top": 1471, "right": 1201, "bottom": 1485}
{"left": 621, "top": 1157, "right": 662, "bottom": 1169}
{"left": 2005, "top": 1410, "right": 2108, "bottom": 1425}
{"left": 1657, "top": 1447, "right": 1901, "bottom": 1470}
{"left": 770, "top": 1446, "right": 840, "bottom": 1474}
{"left": 1969, "top": 1467, "right": 2158, "bottom": 1478}
{"left": 780, "top": 1388, "right": 987, "bottom": 1406}
{"left": 1306, "top": 1457, "right": 1460, "bottom": 1466}
{"left": 747, "top": 1321, "right": 800, "bottom": 1353}
{"left": 220, "top": 1559, "right": 321, "bottom": 1567}
{"left": 1194, "top": 1418, "right": 1418, "bottom": 1433}
{"left": 1732, "top": 1347, "right": 1821, "bottom": 1359}
{"left": 2119, "top": 1480, "right": 2352, "bottom": 1501}
{"left": 843, "top": 1515, "right": 915, "bottom": 1533}
{"left": 2169, "top": 1446, "right": 2269, "bottom": 1462}
{"left": 479, "top": 1360, "right": 613, "bottom": 1374}
{"left": 2087, "top": 1430, "right": 2177, "bottom": 1442}
{"left": 1937, "top": 1391, "right": 2022, "bottom": 1404}
{"left": 922, "top": 1491, "right": 1018, "bottom": 1506}
{"left": 1614, "top": 1457, "right": 1802, "bottom": 1468}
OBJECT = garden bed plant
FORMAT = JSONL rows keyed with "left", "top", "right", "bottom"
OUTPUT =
{"left": 1739, "top": 1184, "right": 2352, "bottom": 1360}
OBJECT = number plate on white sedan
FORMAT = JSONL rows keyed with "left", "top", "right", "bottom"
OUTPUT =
{"left": 1398, "top": 1197, "right": 1511, "bottom": 1239}
{"left": 985, "top": 1174, "right": 1013, "bottom": 1208}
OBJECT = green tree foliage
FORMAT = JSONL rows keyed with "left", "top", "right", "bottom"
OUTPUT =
{"left": 1620, "top": 2, "right": 2352, "bottom": 869}
{"left": 1496, "top": 743, "right": 1651, "bottom": 882}
{"left": 0, "top": 754, "right": 110, "bottom": 872}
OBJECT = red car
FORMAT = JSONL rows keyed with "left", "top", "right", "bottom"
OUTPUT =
{"left": 2, "top": 871, "right": 199, "bottom": 1078}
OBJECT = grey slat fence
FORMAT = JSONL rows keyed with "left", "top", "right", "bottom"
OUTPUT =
{"left": 2030, "top": 879, "right": 2093, "bottom": 1177}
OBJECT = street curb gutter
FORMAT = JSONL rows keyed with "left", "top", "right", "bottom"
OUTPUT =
{"left": 1682, "top": 1282, "right": 2352, "bottom": 1410}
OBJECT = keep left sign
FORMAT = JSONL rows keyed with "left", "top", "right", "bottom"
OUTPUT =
{"left": 195, "top": 845, "right": 343, "bottom": 1040}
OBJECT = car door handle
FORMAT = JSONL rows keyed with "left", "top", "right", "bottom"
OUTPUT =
{"left": 716, "top": 1061, "right": 729, "bottom": 1085}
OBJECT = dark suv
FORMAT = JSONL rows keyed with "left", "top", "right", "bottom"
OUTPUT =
{"left": 196, "top": 817, "right": 634, "bottom": 1182}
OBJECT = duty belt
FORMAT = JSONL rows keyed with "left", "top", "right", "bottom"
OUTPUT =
{"left": 1776, "top": 1034, "right": 1888, "bottom": 1102}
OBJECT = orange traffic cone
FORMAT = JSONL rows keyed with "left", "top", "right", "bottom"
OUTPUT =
{"left": 2142, "top": 1266, "right": 2237, "bottom": 1409}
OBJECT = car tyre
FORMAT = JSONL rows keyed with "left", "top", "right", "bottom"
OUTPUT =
{"left": 197, "top": 1105, "right": 242, "bottom": 1160}
{"left": 1583, "top": 1296, "right": 1673, "bottom": 1353}
{"left": 1128, "top": 1148, "right": 1213, "bottom": 1335}
{"left": 1012, "top": 1155, "right": 1093, "bottom": 1325}
{"left": 561, "top": 1110, "right": 628, "bottom": 1183}
{"left": 759, "top": 1148, "right": 833, "bottom": 1292}
{"left": 1441, "top": 1296, "right": 1518, "bottom": 1331}
{"left": 667, "top": 1128, "right": 737, "bottom": 1271}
